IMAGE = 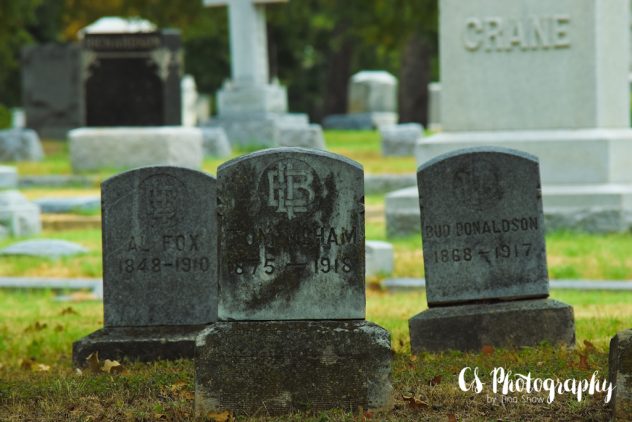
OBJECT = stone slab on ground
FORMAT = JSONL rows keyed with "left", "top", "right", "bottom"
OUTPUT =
{"left": 19, "top": 175, "right": 98, "bottom": 188}
{"left": 72, "top": 325, "right": 208, "bottom": 367}
{"left": 0, "top": 239, "right": 88, "bottom": 258}
{"left": 194, "top": 320, "right": 392, "bottom": 416}
{"left": 0, "top": 166, "right": 18, "bottom": 189}
{"left": 608, "top": 329, "right": 632, "bottom": 420}
{"left": 380, "top": 123, "right": 423, "bottom": 156}
{"left": 200, "top": 127, "right": 231, "bottom": 157}
{"left": 69, "top": 127, "right": 203, "bottom": 172}
{"left": 0, "top": 128, "right": 44, "bottom": 161}
{"left": 34, "top": 196, "right": 100, "bottom": 214}
{"left": 409, "top": 299, "right": 575, "bottom": 353}
{"left": 322, "top": 112, "right": 398, "bottom": 131}
{"left": 364, "top": 174, "right": 416, "bottom": 195}
{"left": 0, "top": 277, "right": 102, "bottom": 298}
{"left": 366, "top": 240, "right": 394, "bottom": 277}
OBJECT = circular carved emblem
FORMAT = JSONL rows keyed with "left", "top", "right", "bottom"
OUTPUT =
{"left": 140, "top": 174, "right": 187, "bottom": 227}
{"left": 258, "top": 159, "right": 320, "bottom": 220}
{"left": 452, "top": 158, "right": 503, "bottom": 210}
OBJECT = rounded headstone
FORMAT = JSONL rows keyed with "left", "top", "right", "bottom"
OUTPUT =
{"left": 0, "top": 166, "right": 18, "bottom": 190}
{"left": 0, "top": 128, "right": 44, "bottom": 161}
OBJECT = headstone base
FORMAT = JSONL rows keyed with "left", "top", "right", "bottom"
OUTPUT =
{"left": 195, "top": 320, "right": 392, "bottom": 417}
{"left": 409, "top": 299, "right": 575, "bottom": 353}
{"left": 386, "top": 183, "right": 632, "bottom": 236}
{"left": 206, "top": 112, "right": 324, "bottom": 148}
{"left": 608, "top": 329, "right": 632, "bottom": 420}
{"left": 69, "top": 127, "right": 203, "bottom": 172}
{"left": 72, "top": 324, "right": 209, "bottom": 367}
{"left": 322, "top": 112, "right": 398, "bottom": 131}
{"left": 217, "top": 83, "right": 288, "bottom": 115}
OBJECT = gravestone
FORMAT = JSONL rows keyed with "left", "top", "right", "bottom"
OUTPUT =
{"left": 609, "top": 329, "right": 632, "bottom": 419}
{"left": 81, "top": 19, "right": 181, "bottom": 126}
{"left": 195, "top": 148, "right": 392, "bottom": 416}
{"left": 380, "top": 123, "right": 423, "bottom": 156}
{"left": 409, "top": 147, "right": 575, "bottom": 352}
{"left": 323, "top": 71, "right": 399, "bottom": 131}
{"left": 202, "top": 0, "right": 324, "bottom": 148}
{"left": 0, "top": 167, "right": 41, "bottom": 238}
{"left": 0, "top": 128, "right": 44, "bottom": 161}
{"left": 72, "top": 166, "right": 217, "bottom": 366}
{"left": 388, "top": 0, "right": 632, "bottom": 236}
{"left": 21, "top": 43, "right": 83, "bottom": 139}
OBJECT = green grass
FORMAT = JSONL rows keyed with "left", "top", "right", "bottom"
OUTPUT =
{"left": 0, "top": 289, "right": 629, "bottom": 421}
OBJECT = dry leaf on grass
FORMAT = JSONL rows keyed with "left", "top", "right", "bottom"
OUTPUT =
{"left": 578, "top": 353, "right": 590, "bottom": 370}
{"left": 24, "top": 321, "right": 47, "bottom": 332}
{"left": 583, "top": 340, "right": 596, "bottom": 353}
{"left": 206, "top": 410, "right": 234, "bottom": 422}
{"left": 481, "top": 345, "right": 495, "bottom": 356}
{"left": 34, "top": 363, "right": 50, "bottom": 372}
{"left": 402, "top": 394, "right": 429, "bottom": 410}
{"left": 101, "top": 359, "right": 123, "bottom": 374}
{"left": 60, "top": 306, "right": 78, "bottom": 316}
{"left": 447, "top": 413, "right": 457, "bottom": 422}
{"left": 54, "top": 324, "right": 64, "bottom": 332}
{"left": 430, "top": 375, "right": 443, "bottom": 386}
{"left": 84, "top": 352, "right": 124, "bottom": 374}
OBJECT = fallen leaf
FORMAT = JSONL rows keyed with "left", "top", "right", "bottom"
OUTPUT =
{"left": 409, "top": 354, "right": 418, "bottom": 362}
{"left": 86, "top": 352, "right": 100, "bottom": 373}
{"left": 430, "top": 375, "right": 443, "bottom": 386}
{"left": 482, "top": 345, "right": 494, "bottom": 356}
{"left": 402, "top": 394, "right": 429, "bottom": 410}
{"left": 60, "top": 307, "right": 78, "bottom": 316}
{"left": 447, "top": 413, "right": 457, "bottom": 422}
{"left": 364, "top": 410, "right": 374, "bottom": 420}
{"left": 101, "top": 359, "right": 123, "bottom": 374}
{"left": 578, "top": 353, "right": 589, "bottom": 370}
{"left": 34, "top": 363, "right": 50, "bottom": 372}
{"left": 206, "top": 410, "right": 233, "bottom": 422}
{"left": 583, "top": 340, "right": 596, "bottom": 353}
{"left": 19, "top": 358, "right": 35, "bottom": 370}
{"left": 169, "top": 381, "right": 187, "bottom": 393}
{"left": 24, "top": 321, "right": 47, "bottom": 332}
{"left": 153, "top": 414, "right": 166, "bottom": 420}
{"left": 399, "top": 339, "right": 405, "bottom": 348}
{"left": 54, "top": 324, "right": 64, "bottom": 332}
{"left": 75, "top": 368, "right": 83, "bottom": 375}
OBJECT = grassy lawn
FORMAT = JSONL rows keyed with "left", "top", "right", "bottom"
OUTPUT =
{"left": 1, "top": 130, "right": 631, "bottom": 420}
{"left": 0, "top": 289, "right": 629, "bottom": 420}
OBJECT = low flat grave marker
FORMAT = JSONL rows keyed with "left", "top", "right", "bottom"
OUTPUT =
{"left": 409, "top": 147, "right": 575, "bottom": 352}
{"left": 72, "top": 166, "right": 217, "bottom": 365}
{"left": 195, "top": 147, "right": 392, "bottom": 416}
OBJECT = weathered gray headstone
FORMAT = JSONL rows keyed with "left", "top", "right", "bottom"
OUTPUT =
{"left": 366, "top": 240, "right": 394, "bottom": 277}
{"left": 609, "top": 329, "right": 632, "bottom": 419}
{"left": 73, "top": 166, "right": 217, "bottom": 366}
{"left": 21, "top": 43, "right": 83, "bottom": 139}
{"left": 218, "top": 148, "right": 365, "bottom": 320}
{"left": 409, "top": 147, "right": 575, "bottom": 352}
{"left": 0, "top": 128, "right": 44, "bottom": 161}
{"left": 195, "top": 147, "right": 392, "bottom": 416}
{"left": 420, "top": 147, "right": 548, "bottom": 305}
{"left": 0, "top": 166, "right": 18, "bottom": 190}
{"left": 0, "top": 190, "right": 41, "bottom": 237}
{"left": 380, "top": 123, "right": 423, "bottom": 156}
{"left": 200, "top": 127, "right": 231, "bottom": 158}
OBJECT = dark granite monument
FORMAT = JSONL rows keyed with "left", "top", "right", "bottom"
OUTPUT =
{"left": 195, "top": 147, "right": 392, "bottom": 416}
{"left": 409, "top": 147, "right": 575, "bottom": 352}
{"left": 82, "top": 30, "right": 181, "bottom": 126}
{"left": 73, "top": 166, "right": 217, "bottom": 366}
{"left": 609, "top": 329, "right": 632, "bottom": 420}
{"left": 21, "top": 43, "right": 83, "bottom": 139}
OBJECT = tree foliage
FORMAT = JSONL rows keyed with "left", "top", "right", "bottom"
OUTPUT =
{"left": 0, "top": 0, "right": 438, "bottom": 123}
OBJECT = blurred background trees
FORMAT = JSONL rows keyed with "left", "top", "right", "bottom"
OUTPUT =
{"left": 0, "top": 0, "right": 438, "bottom": 124}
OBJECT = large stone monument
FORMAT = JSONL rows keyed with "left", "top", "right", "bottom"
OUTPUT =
{"left": 387, "top": 0, "right": 632, "bottom": 235}
{"left": 72, "top": 166, "right": 217, "bottom": 365}
{"left": 202, "top": 0, "right": 324, "bottom": 149}
{"left": 69, "top": 17, "right": 204, "bottom": 172}
{"left": 195, "top": 148, "right": 392, "bottom": 416}
{"left": 408, "top": 147, "right": 575, "bottom": 352}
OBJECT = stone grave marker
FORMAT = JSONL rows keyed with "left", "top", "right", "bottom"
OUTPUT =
{"left": 73, "top": 166, "right": 217, "bottom": 365}
{"left": 609, "top": 329, "right": 632, "bottom": 419}
{"left": 217, "top": 148, "right": 365, "bottom": 320}
{"left": 409, "top": 147, "right": 575, "bottom": 352}
{"left": 195, "top": 147, "right": 392, "bottom": 416}
{"left": 81, "top": 18, "right": 181, "bottom": 126}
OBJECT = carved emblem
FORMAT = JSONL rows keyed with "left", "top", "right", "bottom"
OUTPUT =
{"left": 261, "top": 160, "right": 319, "bottom": 220}
{"left": 453, "top": 158, "right": 503, "bottom": 210}
{"left": 140, "top": 174, "right": 186, "bottom": 227}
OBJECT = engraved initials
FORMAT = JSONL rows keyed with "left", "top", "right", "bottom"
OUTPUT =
{"left": 267, "top": 163, "right": 315, "bottom": 219}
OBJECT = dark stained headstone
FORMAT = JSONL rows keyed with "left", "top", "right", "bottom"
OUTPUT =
{"left": 195, "top": 147, "right": 392, "bottom": 417}
{"left": 418, "top": 147, "right": 548, "bottom": 306}
{"left": 73, "top": 166, "right": 217, "bottom": 366}
{"left": 409, "top": 147, "right": 574, "bottom": 353}
{"left": 21, "top": 43, "right": 83, "bottom": 139}
{"left": 217, "top": 147, "right": 365, "bottom": 320}
{"left": 82, "top": 30, "right": 181, "bottom": 126}
{"left": 608, "top": 329, "right": 632, "bottom": 419}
